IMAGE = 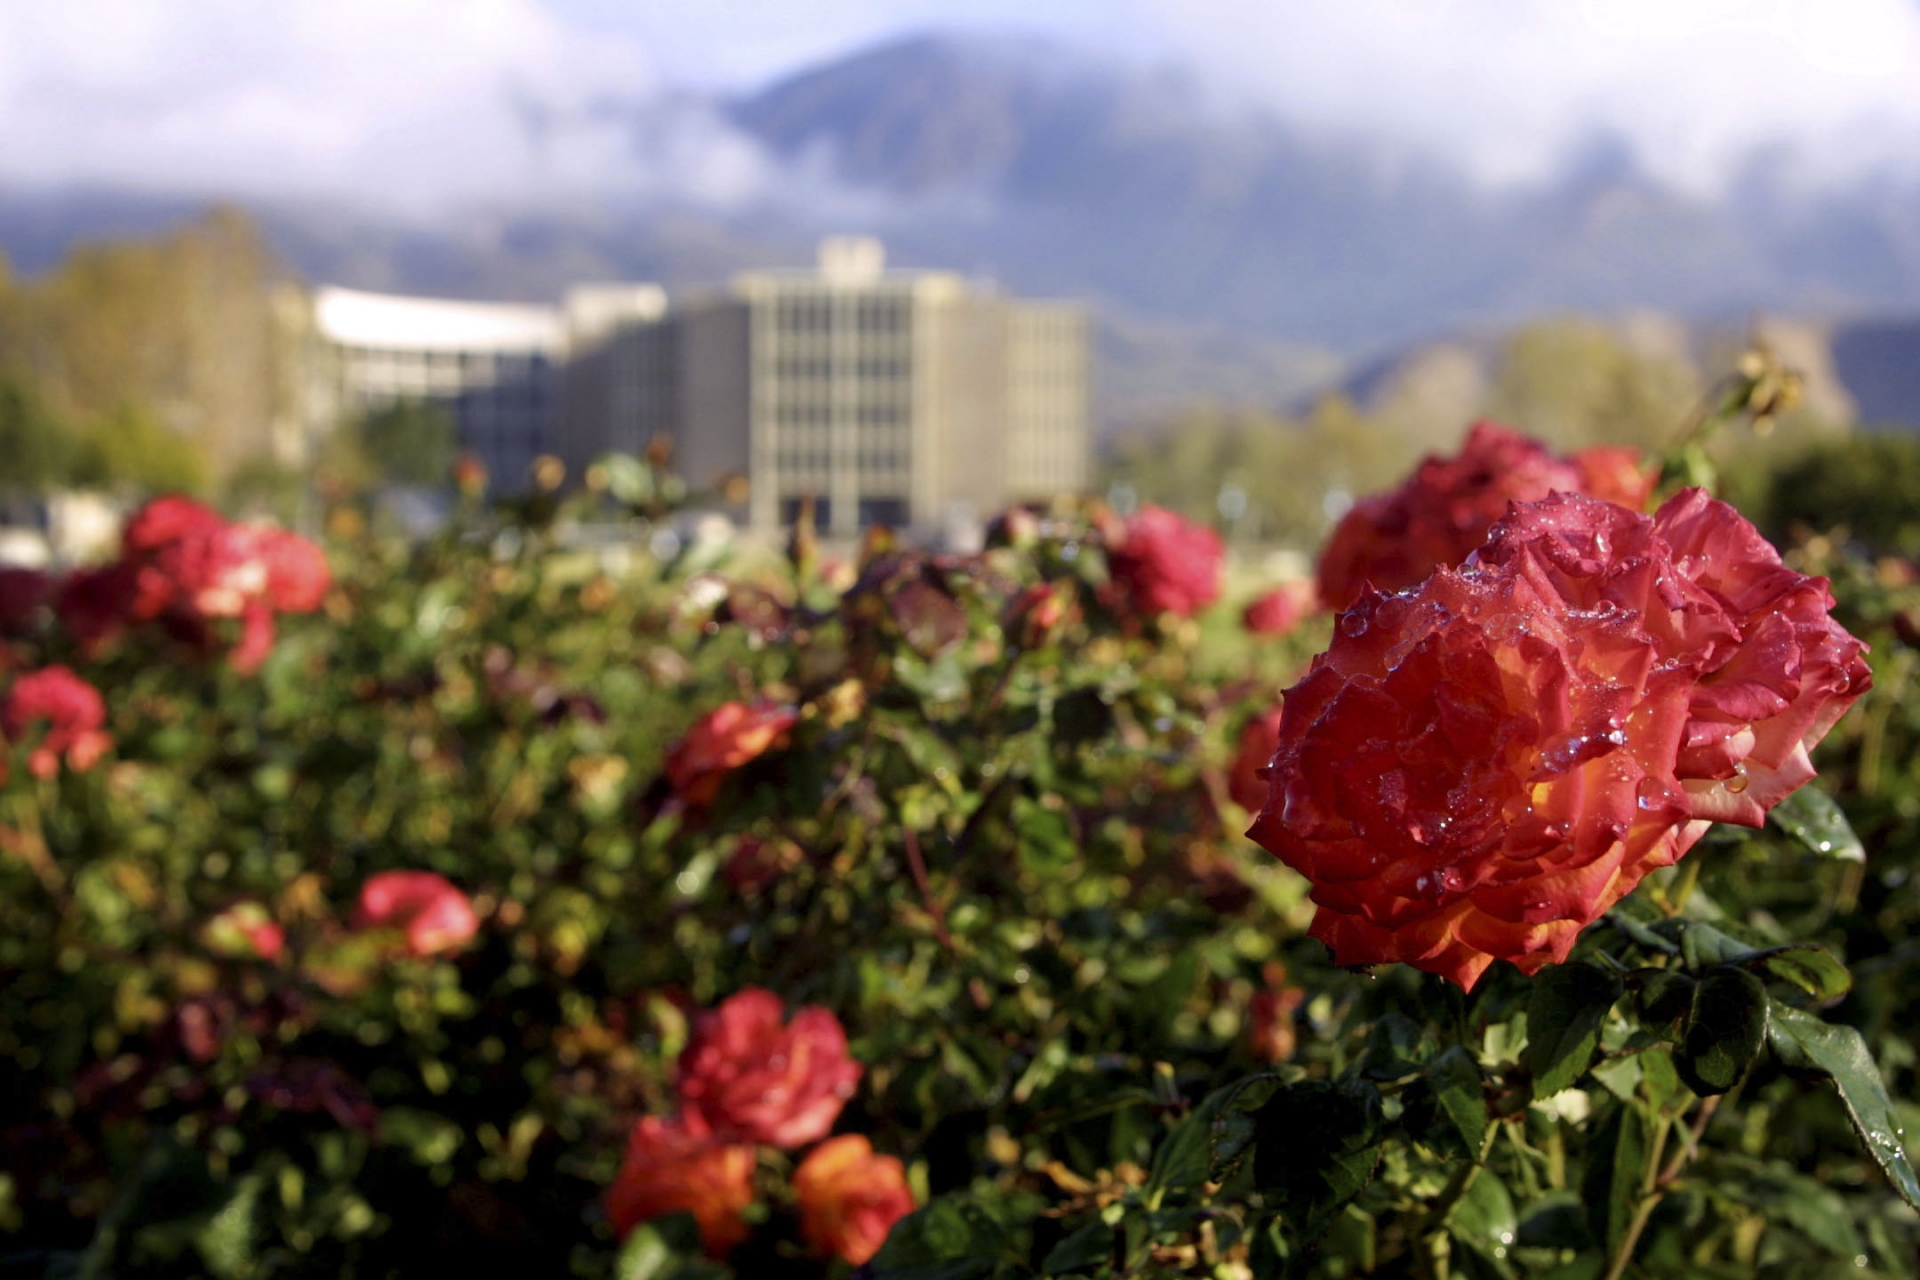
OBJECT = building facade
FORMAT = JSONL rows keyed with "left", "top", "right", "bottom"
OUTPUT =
{"left": 307, "top": 240, "right": 1087, "bottom": 531}
{"left": 308, "top": 284, "right": 664, "bottom": 490}
{"left": 586, "top": 238, "right": 1089, "bottom": 538}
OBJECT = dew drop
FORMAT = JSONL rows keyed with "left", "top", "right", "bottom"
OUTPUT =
{"left": 1339, "top": 611, "right": 1370, "bottom": 638}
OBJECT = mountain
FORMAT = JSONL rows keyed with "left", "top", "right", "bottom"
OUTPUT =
{"left": 10, "top": 31, "right": 1920, "bottom": 430}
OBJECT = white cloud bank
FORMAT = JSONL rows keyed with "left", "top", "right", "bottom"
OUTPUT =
{"left": 6, "top": 0, "right": 1920, "bottom": 207}
{"left": 1138, "top": 0, "right": 1920, "bottom": 191}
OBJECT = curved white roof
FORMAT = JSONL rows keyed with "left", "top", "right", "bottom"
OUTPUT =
{"left": 314, "top": 286, "right": 563, "bottom": 355}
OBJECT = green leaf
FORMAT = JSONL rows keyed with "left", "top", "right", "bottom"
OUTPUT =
{"left": 1768, "top": 786, "right": 1865, "bottom": 862}
{"left": 1767, "top": 1002, "right": 1920, "bottom": 1210}
{"left": 1042, "top": 1221, "right": 1112, "bottom": 1275}
{"left": 1670, "top": 919, "right": 1854, "bottom": 1001}
{"left": 193, "top": 1174, "right": 262, "bottom": 1280}
{"left": 1528, "top": 964, "right": 1621, "bottom": 1098}
{"left": 1676, "top": 968, "right": 1768, "bottom": 1096}
{"left": 1013, "top": 797, "right": 1077, "bottom": 878}
{"left": 1253, "top": 1079, "right": 1384, "bottom": 1239}
{"left": 1758, "top": 946, "right": 1853, "bottom": 1002}
{"left": 1426, "top": 1046, "right": 1489, "bottom": 1162}
{"left": 1448, "top": 1168, "right": 1517, "bottom": 1269}
{"left": 1147, "top": 1074, "right": 1279, "bottom": 1200}
{"left": 1580, "top": 1102, "right": 1650, "bottom": 1256}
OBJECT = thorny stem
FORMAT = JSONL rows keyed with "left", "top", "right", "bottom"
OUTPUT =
{"left": 1601, "top": 1113, "right": 1673, "bottom": 1280}
{"left": 1602, "top": 1093, "right": 1719, "bottom": 1280}
{"left": 900, "top": 828, "right": 956, "bottom": 952}
{"left": 1412, "top": 1123, "right": 1502, "bottom": 1280}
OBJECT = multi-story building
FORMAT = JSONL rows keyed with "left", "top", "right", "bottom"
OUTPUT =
{"left": 308, "top": 284, "right": 665, "bottom": 489}
{"left": 306, "top": 240, "right": 1088, "bottom": 531}
{"left": 587, "top": 238, "right": 1089, "bottom": 538}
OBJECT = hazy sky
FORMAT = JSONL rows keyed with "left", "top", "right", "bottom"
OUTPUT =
{"left": 7, "top": 1, "right": 1920, "bottom": 206}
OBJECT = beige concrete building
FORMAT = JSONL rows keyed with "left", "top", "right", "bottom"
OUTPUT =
{"left": 308, "top": 240, "right": 1088, "bottom": 527}
{"left": 589, "top": 238, "right": 1089, "bottom": 538}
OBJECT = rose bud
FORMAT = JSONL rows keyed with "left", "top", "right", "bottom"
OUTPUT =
{"left": 606, "top": 1113, "right": 757, "bottom": 1257}
{"left": 452, "top": 452, "right": 489, "bottom": 498}
{"left": 202, "top": 901, "right": 286, "bottom": 962}
{"left": 1105, "top": 504, "right": 1224, "bottom": 619}
{"left": 793, "top": 1134, "right": 916, "bottom": 1266}
{"left": 677, "top": 987, "right": 862, "bottom": 1148}
{"left": 1251, "top": 490, "right": 1868, "bottom": 991}
{"left": 1315, "top": 422, "right": 1653, "bottom": 610}
{"left": 664, "top": 700, "right": 799, "bottom": 809}
{"left": 1247, "top": 962, "right": 1305, "bottom": 1065}
{"left": 1003, "top": 581, "right": 1076, "bottom": 649}
{"left": 2, "top": 665, "right": 112, "bottom": 780}
{"left": 1242, "top": 580, "right": 1319, "bottom": 637}
{"left": 354, "top": 871, "right": 480, "bottom": 958}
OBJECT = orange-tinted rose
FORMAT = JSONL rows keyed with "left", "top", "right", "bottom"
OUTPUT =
{"left": 1251, "top": 490, "right": 1869, "bottom": 991}
{"left": 2, "top": 665, "right": 111, "bottom": 779}
{"left": 1228, "top": 706, "right": 1284, "bottom": 814}
{"left": 1242, "top": 581, "right": 1319, "bottom": 637}
{"left": 677, "top": 987, "right": 862, "bottom": 1149}
{"left": 793, "top": 1134, "right": 915, "bottom": 1265}
{"left": 606, "top": 1113, "right": 757, "bottom": 1257}
{"left": 1316, "top": 422, "right": 1653, "bottom": 610}
{"left": 354, "top": 871, "right": 480, "bottom": 957}
{"left": 1106, "top": 505, "right": 1224, "bottom": 619}
{"left": 665, "top": 700, "right": 799, "bottom": 808}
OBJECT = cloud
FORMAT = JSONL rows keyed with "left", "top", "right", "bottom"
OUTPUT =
{"left": 0, "top": 0, "right": 665, "bottom": 210}
{"left": 1134, "top": 0, "right": 1920, "bottom": 191}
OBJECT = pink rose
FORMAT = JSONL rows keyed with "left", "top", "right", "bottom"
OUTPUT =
{"left": 1105, "top": 505, "right": 1224, "bottom": 619}
{"left": 1315, "top": 422, "right": 1653, "bottom": 610}
{"left": 2, "top": 665, "right": 111, "bottom": 780}
{"left": 677, "top": 987, "right": 862, "bottom": 1149}
{"left": 355, "top": 871, "right": 480, "bottom": 958}
{"left": 1242, "top": 581, "right": 1319, "bottom": 637}
{"left": 1251, "top": 491, "right": 1869, "bottom": 990}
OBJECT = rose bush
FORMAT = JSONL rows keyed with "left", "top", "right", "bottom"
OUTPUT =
{"left": 1, "top": 403, "right": 1916, "bottom": 1280}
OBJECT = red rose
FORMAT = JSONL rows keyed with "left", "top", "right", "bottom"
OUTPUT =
{"left": 2, "top": 666, "right": 111, "bottom": 780}
{"left": 1228, "top": 706, "right": 1284, "bottom": 814}
{"left": 677, "top": 987, "right": 862, "bottom": 1148}
{"left": 1242, "top": 581, "right": 1319, "bottom": 637}
{"left": 793, "top": 1134, "right": 916, "bottom": 1266}
{"left": 665, "top": 700, "right": 799, "bottom": 808}
{"left": 1250, "top": 490, "right": 1868, "bottom": 991}
{"left": 606, "top": 1113, "right": 756, "bottom": 1257}
{"left": 1316, "top": 422, "right": 1653, "bottom": 610}
{"left": 354, "top": 871, "right": 480, "bottom": 957}
{"left": 56, "top": 563, "right": 135, "bottom": 653}
{"left": 1105, "top": 505, "right": 1224, "bottom": 619}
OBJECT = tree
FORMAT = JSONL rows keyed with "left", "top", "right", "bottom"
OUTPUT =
{"left": 355, "top": 400, "right": 457, "bottom": 489}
